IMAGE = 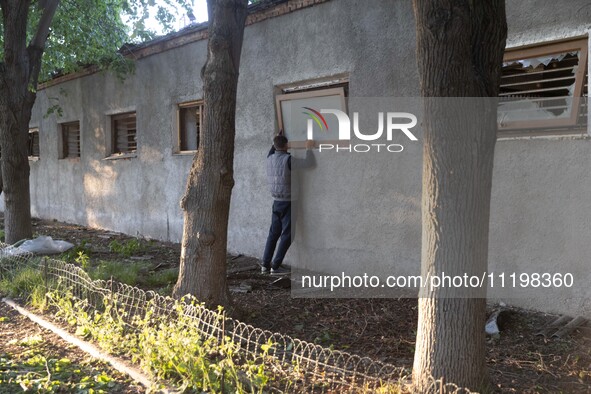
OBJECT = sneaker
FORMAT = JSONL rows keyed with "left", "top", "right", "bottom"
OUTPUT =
{"left": 259, "top": 261, "right": 270, "bottom": 274}
{"left": 270, "top": 266, "right": 290, "bottom": 276}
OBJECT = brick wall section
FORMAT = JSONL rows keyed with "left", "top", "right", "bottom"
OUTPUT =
{"left": 40, "top": 0, "right": 332, "bottom": 90}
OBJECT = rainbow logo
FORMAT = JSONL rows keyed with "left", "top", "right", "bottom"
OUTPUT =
{"left": 302, "top": 107, "right": 329, "bottom": 131}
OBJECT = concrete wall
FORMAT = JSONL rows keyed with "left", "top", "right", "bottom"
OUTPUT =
{"left": 16, "top": 0, "right": 591, "bottom": 317}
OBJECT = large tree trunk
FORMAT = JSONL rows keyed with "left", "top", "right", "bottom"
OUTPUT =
{"left": 411, "top": 1, "right": 507, "bottom": 392}
{"left": 0, "top": 0, "right": 59, "bottom": 244}
{"left": 0, "top": 97, "right": 34, "bottom": 244}
{"left": 173, "top": 0, "right": 248, "bottom": 308}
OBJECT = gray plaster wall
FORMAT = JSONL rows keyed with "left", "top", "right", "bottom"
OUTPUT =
{"left": 27, "top": 38, "right": 208, "bottom": 241}
{"left": 13, "top": 0, "right": 591, "bottom": 317}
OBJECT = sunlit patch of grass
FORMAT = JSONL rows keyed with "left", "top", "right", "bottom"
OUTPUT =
{"left": 0, "top": 266, "right": 44, "bottom": 301}
{"left": 88, "top": 260, "right": 143, "bottom": 286}
{"left": 109, "top": 239, "right": 145, "bottom": 257}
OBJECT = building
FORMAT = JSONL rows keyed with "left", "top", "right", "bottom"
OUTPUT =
{"left": 14, "top": 0, "right": 591, "bottom": 317}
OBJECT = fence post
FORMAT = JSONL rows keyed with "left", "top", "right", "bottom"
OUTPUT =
{"left": 110, "top": 276, "right": 114, "bottom": 309}
{"left": 221, "top": 310, "right": 226, "bottom": 393}
{"left": 43, "top": 257, "right": 48, "bottom": 292}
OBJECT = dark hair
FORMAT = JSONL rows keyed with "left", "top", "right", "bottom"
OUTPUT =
{"left": 273, "top": 135, "right": 288, "bottom": 150}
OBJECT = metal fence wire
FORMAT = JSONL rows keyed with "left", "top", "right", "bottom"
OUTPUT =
{"left": 0, "top": 245, "right": 475, "bottom": 394}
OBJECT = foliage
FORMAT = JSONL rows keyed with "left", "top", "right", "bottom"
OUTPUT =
{"left": 88, "top": 260, "right": 142, "bottom": 285}
{"left": 60, "top": 239, "right": 92, "bottom": 264}
{"left": 0, "top": 266, "right": 45, "bottom": 300}
{"left": 1, "top": 333, "right": 133, "bottom": 392}
{"left": 108, "top": 238, "right": 144, "bottom": 257}
{"left": 75, "top": 251, "right": 91, "bottom": 270}
{"left": 48, "top": 290, "right": 273, "bottom": 392}
{"left": 0, "top": 0, "right": 192, "bottom": 84}
{"left": 143, "top": 267, "right": 179, "bottom": 289}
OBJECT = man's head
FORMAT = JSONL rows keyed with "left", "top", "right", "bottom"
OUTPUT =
{"left": 273, "top": 135, "right": 288, "bottom": 150}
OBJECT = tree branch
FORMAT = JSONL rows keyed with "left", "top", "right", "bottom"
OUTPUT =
{"left": 26, "top": 0, "right": 59, "bottom": 102}
{"left": 29, "top": 0, "right": 60, "bottom": 50}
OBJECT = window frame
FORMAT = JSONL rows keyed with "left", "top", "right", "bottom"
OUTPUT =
{"left": 176, "top": 100, "right": 203, "bottom": 154}
{"left": 59, "top": 121, "right": 81, "bottom": 159}
{"left": 499, "top": 37, "right": 588, "bottom": 134}
{"left": 28, "top": 128, "right": 40, "bottom": 160}
{"left": 109, "top": 112, "right": 137, "bottom": 157}
{"left": 275, "top": 86, "right": 348, "bottom": 149}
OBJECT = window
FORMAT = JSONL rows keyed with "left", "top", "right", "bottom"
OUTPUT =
{"left": 28, "top": 128, "right": 40, "bottom": 159}
{"left": 111, "top": 112, "right": 137, "bottom": 155}
{"left": 275, "top": 78, "right": 349, "bottom": 148}
{"left": 499, "top": 37, "right": 588, "bottom": 134}
{"left": 60, "top": 121, "right": 80, "bottom": 159}
{"left": 177, "top": 101, "right": 203, "bottom": 152}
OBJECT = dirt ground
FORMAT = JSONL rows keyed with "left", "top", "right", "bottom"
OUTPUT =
{"left": 0, "top": 301, "right": 143, "bottom": 393}
{"left": 4, "top": 216, "right": 591, "bottom": 393}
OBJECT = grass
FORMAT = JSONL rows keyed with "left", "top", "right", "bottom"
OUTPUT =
{"left": 49, "top": 291, "right": 274, "bottom": 393}
{"left": 0, "top": 265, "right": 45, "bottom": 300}
{"left": 60, "top": 239, "right": 92, "bottom": 264}
{"left": 143, "top": 267, "right": 179, "bottom": 288}
{"left": 0, "top": 261, "right": 275, "bottom": 393}
{"left": 83, "top": 259, "right": 178, "bottom": 293}
{"left": 109, "top": 239, "right": 145, "bottom": 257}
{"left": 88, "top": 260, "right": 143, "bottom": 286}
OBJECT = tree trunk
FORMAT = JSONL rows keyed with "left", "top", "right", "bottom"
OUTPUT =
{"left": 411, "top": 1, "right": 507, "bottom": 392}
{"left": 0, "top": 97, "right": 33, "bottom": 244}
{"left": 0, "top": 0, "right": 59, "bottom": 244}
{"left": 173, "top": 0, "right": 248, "bottom": 308}
{"left": 1, "top": 0, "right": 35, "bottom": 244}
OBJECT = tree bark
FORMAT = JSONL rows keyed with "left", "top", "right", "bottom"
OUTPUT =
{"left": 173, "top": 0, "right": 248, "bottom": 308}
{"left": 0, "top": 0, "right": 59, "bottom": 244}
{"left": 0, "top": 97, "right": 33, "bottom": 244}
{"left": 411, "top": 1, "right": 506, "bottom": 392}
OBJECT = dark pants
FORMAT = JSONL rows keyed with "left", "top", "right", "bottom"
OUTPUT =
{"left": 262, "top": 200, "right": 293, "bottom": 269}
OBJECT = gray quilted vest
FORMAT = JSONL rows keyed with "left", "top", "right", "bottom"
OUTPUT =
{"left": 267, "top": 151, "right": 291, "bottom": 201}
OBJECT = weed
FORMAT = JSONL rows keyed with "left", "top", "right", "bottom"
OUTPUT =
{"left": 60, "top": 240, "right": 91, "bottom": 263}
{"left": 3, "top": 265, "right": 276, "bottom": 393}
{"left": 1, "top": 331, "right": 132, "bottom": 393}
{"left": 19, "top": 335, "right": 45, "bottom": 347}
{"left": 30, "top": 283, "right": 49, "bottom": 311}
{"left": 109, "top": 239, "right": 144, "bottom": 257}
{"left": 49, "top": 290, "right": 132, "bottom": 355}
{"left": 46, "top": 290, "right": 273, "bottom": 393}
{"left": 314, "top": 330, "right": 333, "bottom": 346}
{"left": 0, "top": 266, "right": 45, "bottom": 300}
{"left": 75, "top": 251, "right": 90, "bottom": 270}
{"left": 143, "top": 267, "right": 179, "bottom": 288}
{"left": 88, "top": 260, "right": 142, "bottom": 286}
{"left": 156, "top": 283, "right": 174, "bottom": 296}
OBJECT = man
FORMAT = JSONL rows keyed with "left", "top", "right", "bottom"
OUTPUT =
{"left": 262, "top": 132, "right": 314, "bottom": 275}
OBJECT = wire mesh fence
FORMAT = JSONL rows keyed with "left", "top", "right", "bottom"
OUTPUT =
{"left": 0, "top": 244, "right": 476, "bottom": 393}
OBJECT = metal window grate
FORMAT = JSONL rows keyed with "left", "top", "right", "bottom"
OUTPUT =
{"left": 499, "top": 38, "right": 588, "bottom": 133}
{"left": 28, "top": 129, "right": 40, "bottom": 158}
{"left": 112, "top": 113, "right": 137, "bottom": 154}
{"left": 61, "top": 121, "right": 80, "bottom": 158}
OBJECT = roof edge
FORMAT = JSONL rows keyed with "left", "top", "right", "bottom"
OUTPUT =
{"left": 39, "top": 0, "right": 332, "bottom": 90}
